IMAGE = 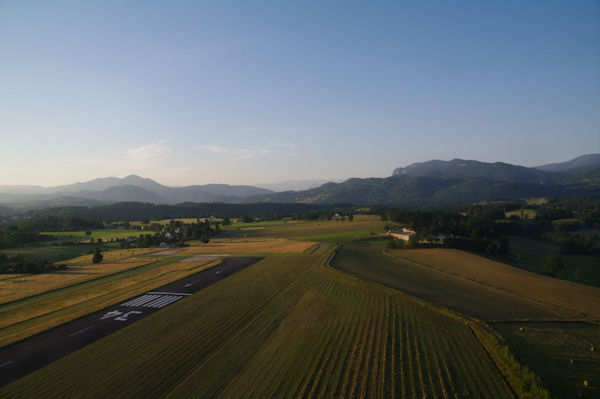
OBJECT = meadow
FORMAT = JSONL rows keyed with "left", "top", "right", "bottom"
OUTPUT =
{"left": 39, "top": 228, "right": 141, "bottom": 243}
{"left": 507, "top": 235, "right": 600, "bottom": 288}
{"left": 1, "top": 245, "right": 516, "bottom": 398}
{"left": 1, "top": 242, "right": 120, "bottom": 264}
{"left": 494, "top": 322, "right": 600, "bottom": 399}
{"left": 504, "top": 209, "right": 536, "bottom": 219}
{"left": 222, "top": 215, "right": 385, "bottom": 241}
{"left": 388, "top": 248, "right": 600, "bottom": 319}
{"left": 0, "top": 248, "right": 158, "bottom": 304}
{"left": 333, "top": 244, "right": 580, "bottom": 321}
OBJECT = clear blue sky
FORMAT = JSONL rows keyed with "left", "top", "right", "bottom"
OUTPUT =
{"left": 1, "top": 0, "right": 599, "bottom": 186}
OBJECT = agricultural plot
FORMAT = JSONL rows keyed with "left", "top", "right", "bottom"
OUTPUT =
{"left": 0, "top": 241, "right": 121, "bottom": 264}
{"left": 507, "top": 235, "right": 600, "bottom": 288}
{"left": 222, "top": 215, "right": 385, "bottom": 240}
{"left": 39, "top": 228, "right": 141, "bottom": 243}
{"left": 0, "top": 248, "right": 159, "bottom": 304}
{"left": 334, "top": 245, "right": 581, "bottom": 321}
{"left": 493, "top": 322, "right": 600, "bottom": 399}
{"left": 389, "top": 248, "right": 600, "bottom": 319}
{"left": 183, "top": 237, "right": 315, "bottom": 254}
{"left": 504, "top": 209, "right": 536, "bottom": 219}
{"left": 1, "top": 246, "right": 515, "bottom": 398}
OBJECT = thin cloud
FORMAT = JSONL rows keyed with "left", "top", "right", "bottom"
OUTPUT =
{"left": 197, "top": 145, "right": 271, "bottom": 160}
{"left": 126, "top": 140, "right": 172, "bottom": 161}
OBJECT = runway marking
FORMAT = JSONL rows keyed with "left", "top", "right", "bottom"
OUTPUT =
{"left": 115, "top": 311, "right": 142, "bottom": 321}
{"left": 145, "top": 295, "right": 183, "bottom": 309}
{"left": 69, "top": 325, "right": 95, "bottom": 337}
{"left": 154, "top": 296, "right": 183, "bottom": 308}
{"left": 0, "top": 360, "right": 14, "bottom": 368}
{"left": 122, "top": 294, "right": 159, "bottom": 307}
{"left": 123, "top": 294, "right": 185, "bottom": 309}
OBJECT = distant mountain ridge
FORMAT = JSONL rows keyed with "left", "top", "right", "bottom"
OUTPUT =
{"left": 534, "top": 154, "right": 600, "bottom": 174}
{"left": 250, "top": 155, "right": 600, "bottom": 205}
{"left": 392, "top": 159, "right": 556, "bottom": 184}
{"left": 1, "top": 154, "right": 599, "bottom": 211}
{"left": 0, "top": 175, "right": 273, "bottom": 211}
{"left": 255, "top": 179, "right": 343, "bottom": 192}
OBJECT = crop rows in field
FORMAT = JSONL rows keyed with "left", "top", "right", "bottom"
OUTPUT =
{"left": 335, "top": 245, "right": 582, "bottom": 321}
{"left": 2, "top": 245, "right": 513, "bottom": 398}
{"left": 493, "top": 322, "right": 600, "bottom": 399}
{"left": 390, "top": 248, "right": 600, "bottom": 319}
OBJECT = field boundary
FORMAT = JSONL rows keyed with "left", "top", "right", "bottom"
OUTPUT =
{"left": 382, "top": 248, "right": 595, "bottom": 321}
{"left": 0, "top": 254, "right": 165, "bottom": 308}
{"left": 327, "top": 244, "right": 551, "bottom": 399}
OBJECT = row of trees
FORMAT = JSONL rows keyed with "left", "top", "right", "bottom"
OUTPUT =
{"left": 0, "top": 254, "right": 66, "bottom": 274}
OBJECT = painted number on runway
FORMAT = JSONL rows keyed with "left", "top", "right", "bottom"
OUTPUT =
{"left": 100, "top": 310, "right": 142, "bottom": 321}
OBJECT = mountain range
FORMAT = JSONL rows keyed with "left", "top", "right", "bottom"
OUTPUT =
{"left": 0, "top": 154, "right": 598, "bottom": 213}
{"left": 0, "top": 176, "right": 273, "bottom": 211}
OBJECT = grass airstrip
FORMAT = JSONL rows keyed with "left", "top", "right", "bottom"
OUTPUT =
{"left": 1, "top": 216, "right": 598, "bottom": 398}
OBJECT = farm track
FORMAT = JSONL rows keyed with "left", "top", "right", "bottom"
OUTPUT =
{"left": 2, "top": 244, "right": 515, "bottom": 398}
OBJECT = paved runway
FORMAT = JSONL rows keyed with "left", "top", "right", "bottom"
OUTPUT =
{"left": 0, "top": 256, "right": 262, "bottom": 387}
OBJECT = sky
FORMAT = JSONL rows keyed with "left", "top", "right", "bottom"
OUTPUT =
{"left": 1, "top": 0, "right": 599, "bottom": 187}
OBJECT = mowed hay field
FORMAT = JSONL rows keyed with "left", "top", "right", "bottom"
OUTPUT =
{"left": 389, "top": 248, "right": 600, "bottom": 319}
{"left": 183, "top": 237, "right": 316, "bottom": 254}
{"left": 39, "top": 228, "right": 142, "bottom": 243}
{"left": 223, "top": 215, "right": 385, "bottom": 240}
{"left": 494, "top": 322, "right": 600, "bottom": 399}
{"left": 1, "top": 246, "right": 515, "bottom": 398}
{"left": 334, "top": 245, "right": 580, "bottom": 321}
{"left": 507, "top": 235, "right": 600, "bottom": 288}
{"left": 0, "top": 248, "right": 159, "bottom": 304}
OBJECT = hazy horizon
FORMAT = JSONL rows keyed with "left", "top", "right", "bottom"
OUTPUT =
{"left": 1, "top": 1, "right": 599, "bottom": 187}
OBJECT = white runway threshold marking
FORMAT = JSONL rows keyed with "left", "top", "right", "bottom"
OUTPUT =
{"left": 146, "top": 292, "right": 191, "bottom": 296}
{"left": 122, "top": 293, "right": 188, "bottom": 309}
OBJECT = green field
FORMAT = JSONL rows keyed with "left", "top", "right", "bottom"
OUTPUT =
{"left": 222, "top": 216, "right": 385, "bottom": 240}
{"left": 493, "top": 322, "right": 600, "bottom": 399}
{"left": 0, "top": 229, "right": 142, "bottom": 264}
{"left": 1, "top": 242, "right": 120, "bottom": 263}
{"left": 332, "top": 244, "right": 579, "bottom": 321}
{"left": 507, "top": 235, "right": 600, "bottom": 288}
{"left": 1, "top": 245, "right": 516, "bottom": 398}
{"left": 40, "top": 228, "right": 141, "bottom": 243}
{"left": 505, "top": 209, "right": 537, "bottom": 219}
